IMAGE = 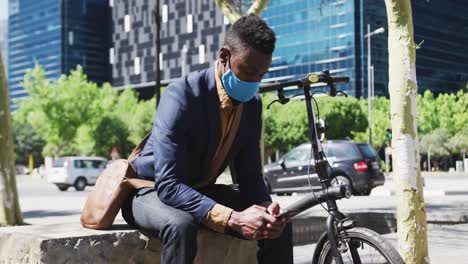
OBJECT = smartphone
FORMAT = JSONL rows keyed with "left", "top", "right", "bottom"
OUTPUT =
{"left": 276, "top": 209, "right": 301, "bottom": 219}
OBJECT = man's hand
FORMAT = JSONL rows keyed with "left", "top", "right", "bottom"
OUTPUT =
{"left": 264, "top": 202, "right": 289, "bottom": 239}
{"left": 227, "top": 205, "right": 277, "bottom": 240}
{"left": 227, "top": 202, "right": 289, "bottom": 240}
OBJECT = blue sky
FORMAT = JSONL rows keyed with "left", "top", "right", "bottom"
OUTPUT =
{"left": 1, "top": 0, "right": 8, "bottom": 20}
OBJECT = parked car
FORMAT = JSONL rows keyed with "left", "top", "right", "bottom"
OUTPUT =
{"left": 263, "top": 140, "right": 384, "bottom": 196}
{"left": 47, "top": 156, "right": 108, "bottom": 191}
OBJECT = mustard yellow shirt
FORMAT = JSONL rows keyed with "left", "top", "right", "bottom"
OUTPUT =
{"left": 201, "top": 63, "right": 241, "bottom": 233}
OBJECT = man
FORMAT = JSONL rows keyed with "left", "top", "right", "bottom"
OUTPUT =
{"left": 122, "top": 14, "right": 293, "bottom": 263}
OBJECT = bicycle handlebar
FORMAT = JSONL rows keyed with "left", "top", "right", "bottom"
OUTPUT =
{"left": 278, "top": 185, "right": 352, "bottom": 218}
{"left": 259, "top": 70, "right": 350, "bottom": 94}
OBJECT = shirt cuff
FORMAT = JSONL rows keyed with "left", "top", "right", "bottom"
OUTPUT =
{"left": 260, "top": 201, "right": 272, "bottom": 208}
{"left": 202, "top": 203, "right": 233, "bottom": 233}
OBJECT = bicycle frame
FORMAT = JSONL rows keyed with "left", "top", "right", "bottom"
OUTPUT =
{"left": 259, "top": 70, "right": 351, "bottom": 264}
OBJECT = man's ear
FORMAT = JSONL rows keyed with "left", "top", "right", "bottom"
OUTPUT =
{"left": 218, "top": 47, "right": 230, "bottom": 66}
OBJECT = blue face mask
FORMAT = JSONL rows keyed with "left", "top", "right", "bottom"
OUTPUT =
{"left": 221, "top": 69, "right": 260, "bottom": 103}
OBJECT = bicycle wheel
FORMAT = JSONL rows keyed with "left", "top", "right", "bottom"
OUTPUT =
{"left": 315, "top": 227, "right": 404, "bottom": 264}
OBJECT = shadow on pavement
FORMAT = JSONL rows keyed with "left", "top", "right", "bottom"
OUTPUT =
{"left": 23, "top": 210, "right": 81, "bottom": 219}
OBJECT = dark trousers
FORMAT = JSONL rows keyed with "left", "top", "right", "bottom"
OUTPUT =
{"left": 121, "top": 185, "right": 293, "bottom": 264}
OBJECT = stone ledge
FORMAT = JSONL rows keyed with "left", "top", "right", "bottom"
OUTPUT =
{"left": 0, "top": 220, "right": 257, "bottom": 264}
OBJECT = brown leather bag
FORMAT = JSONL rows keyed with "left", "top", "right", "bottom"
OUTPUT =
{"left": 80, "top": 133, "right": 155, "bottom": 230}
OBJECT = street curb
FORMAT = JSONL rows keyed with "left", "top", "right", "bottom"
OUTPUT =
{"left": 371, "top": 189, "right": 468, "bottom": 197}
{"left": 291, "top": 210, "right": 468, "bottom": 246}
{"left": 291, "top": 212, "right": 396, "bottom": 246}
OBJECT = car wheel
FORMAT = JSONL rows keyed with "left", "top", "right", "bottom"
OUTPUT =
{"left": 56, "top": 184, "right": 69, "bottom": 191}
{"left": 331, "top": 175, "right": 352, "bottom": 189}
{"left": 74, "top": 177, "right": 87, "bottom": 191}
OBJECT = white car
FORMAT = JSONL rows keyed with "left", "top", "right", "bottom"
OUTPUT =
{"left": 47, "top": 156, "right": 108, "bottom": 191}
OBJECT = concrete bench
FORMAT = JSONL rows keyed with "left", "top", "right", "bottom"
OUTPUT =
{"left": 0, "top": 220, "right": 257, "bottom": 264}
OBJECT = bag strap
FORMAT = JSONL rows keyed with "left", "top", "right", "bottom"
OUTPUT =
{"left": 126, "top": 177, "right": 155, "bottom": 189}
{"left": 123, "top": 132, "right": 155, "bottom": 189}
{"left": 127, "top": 132, "right": 152, "bottom": 162}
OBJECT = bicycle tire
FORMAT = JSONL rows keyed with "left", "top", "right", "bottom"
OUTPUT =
{"left": 315, "top": 227, "right": 404, "bottom": 264}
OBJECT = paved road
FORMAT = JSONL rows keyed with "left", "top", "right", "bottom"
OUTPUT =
{"left": 17, "top": 173, "right": 468, "bottom": 224}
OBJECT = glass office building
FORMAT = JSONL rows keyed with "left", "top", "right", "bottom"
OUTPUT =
{"left": 0, "top": 19, "right": 8, "bottom": 72}
{"left": 363, "top": 0, "right": 468, "bottom": 96}
{"left": 8, "top": 0, "right": 111, "bottom": 111}
{"left": 110, "top": 0, "right": 467, "bottom": 99}
{"left": 262, "top": 0, "right": 356, "bottom": 95}
{"left": 262, "top": 0, "right": 468, "bottom": 97}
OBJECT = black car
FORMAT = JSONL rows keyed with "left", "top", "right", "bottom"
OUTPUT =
{"left": 263, "top": 140, "right": 385, "bottom": 196}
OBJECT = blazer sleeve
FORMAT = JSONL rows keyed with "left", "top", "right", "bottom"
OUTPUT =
{"left": 152, "top": 81, "right": 217, "bottom": 223}
{"left": 233, "top": 98, "right": 272, "bottom": 205}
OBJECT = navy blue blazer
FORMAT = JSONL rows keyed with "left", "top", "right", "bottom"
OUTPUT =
{"left": 132, "top": 67, "right": 271, "bottom": 223}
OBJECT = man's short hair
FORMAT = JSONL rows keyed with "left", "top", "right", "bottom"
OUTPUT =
{"left": 224, "top": 14, "right": 276, "bottom": 55}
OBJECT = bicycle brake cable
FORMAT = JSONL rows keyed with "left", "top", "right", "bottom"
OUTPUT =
{"left": 306, "top": 94, "right": 334, "bottom": 217}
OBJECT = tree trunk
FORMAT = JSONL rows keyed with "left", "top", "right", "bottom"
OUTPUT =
{"left": 384, "top": 0, "right": 429, "bottom": 263}
{"left": 214, "top": 0, "right": 270, "bottom": 24}
{"left": 0, "top": 52, "right": 24, "bottom": 226}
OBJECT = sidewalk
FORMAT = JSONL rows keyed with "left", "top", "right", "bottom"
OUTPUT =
{"left": 294, "top": 223, "right": 468, "bottom": 264}
{"left": 371, "top": 172, "right": 468, "bottom": 197}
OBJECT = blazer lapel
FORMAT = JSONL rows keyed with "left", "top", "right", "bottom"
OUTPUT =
{"left": 202, "top": 67, "right": 220, "bottom": 174}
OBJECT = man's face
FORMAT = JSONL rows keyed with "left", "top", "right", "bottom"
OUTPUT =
{"left": 220, "top": 47, "right": 272, "bottom": 83}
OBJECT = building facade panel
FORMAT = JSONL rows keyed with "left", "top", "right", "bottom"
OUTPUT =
{"left": 0, "top": 19, "right": 8, "bottom": 74}
{"left": 262, "top": 0, "right": 356, "bottom": 95}
{"left": 62, "top": 0, "right": 111, "bottom": 86}
{"left": 111, "top": 0, "right": 467, "bottom": 97}
{"left": 8, "top": 0, "right": 62, "bottom": 110}
{"left": 362, "top": 0, "right": 468, "bottom": 97}
{"left": 112, "top": 0, "right": 228, "bottom": 91}
{"left": 7, "top": 0, "right": 111, "bottom": 111}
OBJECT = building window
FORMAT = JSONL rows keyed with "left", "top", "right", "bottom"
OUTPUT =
{"left": 68, "top": 31, "right": 74, "bottom": 46}
{"left": 9, "top": 0, "right": 19, "bottom": 15}
{"left": 198, "top": 45, "right": 205, "bottom": 64}
{"left": 134, "top": 57, "right": 140, "bottom": 75}
{"left": 124, "top": 14, "right": 131, "bottom": 32}
{"left": 82, "top": 1, "right": 87, "bottom": 15}
{"left": 159, "top": 52, "right": 163, "bottom": 70}
{"left": 162, "top": 5, "right": 168, "bottom": 23}
{"left": 187, "top": 14, "right": 193, "bottom": 33}
{"left": 109, "top": 48, "right": 114, "bottom": 64}
{"left": 109, "top": 0, "right": 114, "bottom": 7}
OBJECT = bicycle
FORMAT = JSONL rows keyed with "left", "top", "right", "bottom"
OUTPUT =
{"left": 259, "top": 70, "right": 404, "bottom": 264}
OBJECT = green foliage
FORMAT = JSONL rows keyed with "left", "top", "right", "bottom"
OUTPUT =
{"left": 15, "top": 64, "right": 155, "bottom": 159}
{"left": 417, "top": 90, "right": 467, "bottom": 137}
{"left": 12, "top": 119, "right": 46, "bottom": 167}
{"left": 129, "top": 98, "right": 156, "bottom": 145}
{"left": 419, "top": 128, "right": 451, "bottom": 156}
{"left": 448, "top": 127, "right": 468, "bottom": 154}
{"left": 416, "top": 90, "right": 438, "bottom": 136}
{"left": 262, "top": 93, "right": 367, "bottom": 156}
{"left": 316, "top": 96, "right": 367, "bottom": 140}
{"left": 262, "top": 93, "right": 309, "bottom": 155}
{"left": 262, "top": 89, "right": 466, "bottom": 159}
{"left": 113, "top": 89, "right": 155, "bottom": 145}
{"left": 93, "top": 116, "right": 131, "bottom": 157}
{"left": 352, "top": 96, "right": 391, "bottom": 148}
